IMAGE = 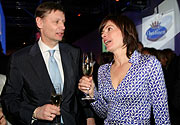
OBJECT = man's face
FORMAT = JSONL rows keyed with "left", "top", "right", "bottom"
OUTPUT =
{"left": 36, "top": 10, "right": 65, "bottom": 47}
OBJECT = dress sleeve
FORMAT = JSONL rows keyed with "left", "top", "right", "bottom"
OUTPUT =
{"left": 148, "top": 56, "right": 171, "bottom": 124}
{"left": 90, "top": 65, "right": 108, "bottom": 119}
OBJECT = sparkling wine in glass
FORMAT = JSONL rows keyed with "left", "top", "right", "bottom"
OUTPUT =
{"left": 81, "top": 52, "right": 95, "bottom": 100}
{"left": 51, "top": 94, "right": 62, "bottom": 106}
{"left": 51, "top": 86, "right": 62, "bottom": 125}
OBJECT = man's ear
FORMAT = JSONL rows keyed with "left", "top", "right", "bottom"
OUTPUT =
{"left": 36, "top": 17, "right": 43, "bottom": 29}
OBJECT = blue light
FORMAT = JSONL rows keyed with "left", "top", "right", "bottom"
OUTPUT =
{"left": 0, "top": 2, "right": 6, "bottom": 54}
{"left": 127, "top": 2, "right": 130, "bottom": 6}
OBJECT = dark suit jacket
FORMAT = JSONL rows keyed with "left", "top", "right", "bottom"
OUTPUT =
{"left": 0, "top": 42, "right": 86, "bottom": 125}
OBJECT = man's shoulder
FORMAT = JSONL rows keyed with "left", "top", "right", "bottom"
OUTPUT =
{"left": 12, "top": 45, "right": 33, "bottom": 56}
{"left": 60, "top": 43, "right": 80, "bottom": 54}
{"left": 9, "top": 45, "right": 36, "bottom": 63}
{"left": 60, "top": 42, "right": 80, "bottom": 49}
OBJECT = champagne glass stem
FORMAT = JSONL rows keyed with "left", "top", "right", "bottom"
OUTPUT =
{"left": 87, "top": 88, "right": 90, "bottom": 97}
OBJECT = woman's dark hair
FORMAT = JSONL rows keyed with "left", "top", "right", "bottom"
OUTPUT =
{"left": 35, "top": 1, "right": 64, "bottom": 18}
{"left": 99, "top": 14, "right": 138, "bottom": 58}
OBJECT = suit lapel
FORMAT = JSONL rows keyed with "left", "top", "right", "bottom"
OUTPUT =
{"left": 59, "top": 43, "right": 76, "bottom": 99}
{"left": 28, "top": 43, "right": 54, "bottom": 93}
{"left": 28, "top": 42, "right": 77, "bottom": 100}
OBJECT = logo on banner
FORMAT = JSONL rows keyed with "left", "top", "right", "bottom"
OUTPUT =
{"left": 146, "top": 21, "right": 167, "bottom": 41}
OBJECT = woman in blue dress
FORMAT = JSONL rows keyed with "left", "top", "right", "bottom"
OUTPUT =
{"left": 78, "top": 14, "right": 170, "bottom": 124}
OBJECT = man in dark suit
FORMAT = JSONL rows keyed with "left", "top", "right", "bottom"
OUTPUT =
{"left": 0, "top": 2, "right": 95, "bottom": 125}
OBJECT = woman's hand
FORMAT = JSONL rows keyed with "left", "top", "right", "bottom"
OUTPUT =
{"left": 78, "top": 76, "right": 95, "bottom": 98}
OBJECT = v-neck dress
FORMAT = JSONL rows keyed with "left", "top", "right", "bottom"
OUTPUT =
{"left": 91, "top": 50, "right": 170, "bottom": 125}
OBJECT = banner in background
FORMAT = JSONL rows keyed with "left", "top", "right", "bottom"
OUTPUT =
{"left": 142, "top": 10, "right": 175, "bottom": 50}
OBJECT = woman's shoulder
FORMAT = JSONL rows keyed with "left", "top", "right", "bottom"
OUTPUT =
{"left": 139, "top": 53, "right": 161, "bottom": 67}
{"left": 131, "top": 50, "right": 159, "bottom": 65}
{"left": 98, "top": 63, "right": 111, "bottom": 72}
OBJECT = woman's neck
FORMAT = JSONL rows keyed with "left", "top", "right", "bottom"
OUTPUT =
{"left": 113, "top": 48, "right": 129, "bottom": 66}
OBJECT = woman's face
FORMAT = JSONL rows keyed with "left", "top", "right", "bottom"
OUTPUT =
{"left": 101, "top": 20, "right": 124, "bottom": 53}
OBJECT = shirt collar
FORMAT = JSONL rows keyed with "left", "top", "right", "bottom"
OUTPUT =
{"left": 38, "top": 37, "right": 59, "bottom": 53}
{"left": 109, "top": 50, "right": 140, "bottom": 67}
{"left": 128, "top": 50, "right": 141, "bottom": 64}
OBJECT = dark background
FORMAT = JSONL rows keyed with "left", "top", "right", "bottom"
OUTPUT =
{"left": 0, "top": 0, "right": 150, "bottom": 52}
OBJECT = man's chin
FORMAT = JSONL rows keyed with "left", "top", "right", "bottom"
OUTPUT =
{"left": 55, "top": 38, "right": 62, "bottom": 42}
{"left": 57, "top": 37, "right": 63, "bottom": 42}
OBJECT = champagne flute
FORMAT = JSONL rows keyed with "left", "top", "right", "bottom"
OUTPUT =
{"left": 51, "top": 86, "right": 62, "bottom": 125}
{"left": 81, "top": 52, "right": 95, "bottom": 100}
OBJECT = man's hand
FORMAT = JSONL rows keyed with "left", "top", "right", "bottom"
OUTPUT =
{"left": 34, "top": 104, "right": 60, "bottom": 121}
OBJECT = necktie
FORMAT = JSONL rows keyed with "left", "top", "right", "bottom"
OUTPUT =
{"left": 48, "top": 50, "right": 63, "bottom": 93}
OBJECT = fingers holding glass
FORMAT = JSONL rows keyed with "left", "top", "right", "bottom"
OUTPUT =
{"left": 81, "top": 52, "right": 95, "bottom": 100}
{"left": 51, "top": 86, "right": 62, "bottom": 124}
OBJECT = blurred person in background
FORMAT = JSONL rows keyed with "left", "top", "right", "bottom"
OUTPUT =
{"left": 162, "top": 48, "right": 180, "bottom": 125}
{"left": 0, "top": 74, "right": 7, "bottom": 125}
{"left": 171, "top": 55, "right": 180, "bottom": 124}
{"left": 156, "top": 50, "right": 168, "bottom": 70}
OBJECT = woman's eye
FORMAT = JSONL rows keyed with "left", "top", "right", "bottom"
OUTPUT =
{"left": 107, "top": 27, "right": 112, "bottom": 31}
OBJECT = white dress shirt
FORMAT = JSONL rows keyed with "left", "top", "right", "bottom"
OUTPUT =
{"left": 38, "top": 37, "right": 64, "bottom": 86}
{"left": 38, "top": 38, "right": 64, "bottom": 123}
